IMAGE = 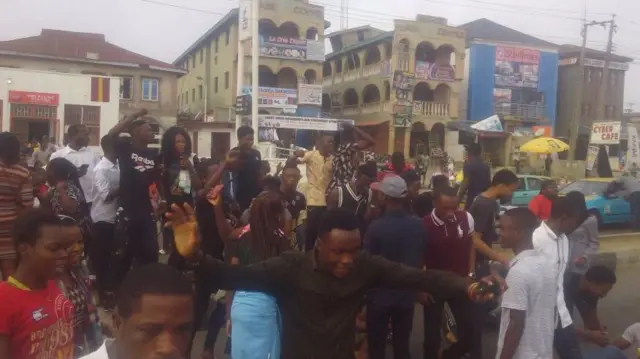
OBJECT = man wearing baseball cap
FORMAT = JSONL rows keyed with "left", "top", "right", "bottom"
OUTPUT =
{"left": 365, "top": 175, "right": 428, "bottom": 359}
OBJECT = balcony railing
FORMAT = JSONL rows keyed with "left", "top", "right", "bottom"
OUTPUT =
{"left": 494, "top": 103, "right": 546, "bottom": 121}
{"left": 329, "top": 101, "right": 448, "bottom": 117}
{"left": 413, "top": 101, "right": 450, "bottom": 117}
{"left": 322, "top": 60, "right": 392, "bottom": 86}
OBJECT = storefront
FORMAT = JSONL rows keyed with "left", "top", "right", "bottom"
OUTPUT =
{"left": 7, "top": 91, "right": 60, "bottom": 143}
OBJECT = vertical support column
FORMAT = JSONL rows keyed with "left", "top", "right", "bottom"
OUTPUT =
{"left": 387, "top": 122, "right": 395, "bottom": 154}
{"left": 403, "top": 127, "right": 411, "bottom": 155}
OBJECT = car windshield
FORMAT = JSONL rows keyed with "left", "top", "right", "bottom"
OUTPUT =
{"left": 559, "top": 181, "right": 607, "bottom": 196}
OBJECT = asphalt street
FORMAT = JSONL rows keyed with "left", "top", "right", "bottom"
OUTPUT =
{"left": 190, "top": 264, "right": 640, "bottom": 359}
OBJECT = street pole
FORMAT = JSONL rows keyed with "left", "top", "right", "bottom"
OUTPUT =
{"left": 568, "top": 21, "right": 589, "bottom": 160}
{"left": 250, "top": 0, "right": 259, "bottom": 141}
{"left": 234, "top": 19, "right": 245, "bottom": 149}
{"left": 595, "top": 15, "right": 616, "bottom": 124}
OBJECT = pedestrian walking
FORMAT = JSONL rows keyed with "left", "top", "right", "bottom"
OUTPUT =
{"left": 528, "top": 180, "right": 558, "bottom": 221}
{"left": 326, "top": 122, "right": 376, "bottom": 194}
{"left": 231, "top": 126, "right": 262, "bottom": 212}
{"left": 457, "top": 143, "right": 491, "bottom": 210}
{"left": 0, "top": 132, "right": 33, "bottom": 278}
{"left": 327, "top": 162, "right": 377, "bottom": 234}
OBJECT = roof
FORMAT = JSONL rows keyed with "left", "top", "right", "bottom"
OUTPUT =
{"left": 457, "top": 18, "right": 558, "bottom": 49}
{"left": 326, "top": 25, "right": 375, "bottom": 39}
{"left": 0, "top": 29, "right": 181, "bottom": 72}
{"left": 174, "top": 8, "right": 239, "bottom": 64}
{"left": 325, "top": 31, "right": 393, "bottom": 60}
{"left": 558, "top": 44, "right": 633, "bottom": 63}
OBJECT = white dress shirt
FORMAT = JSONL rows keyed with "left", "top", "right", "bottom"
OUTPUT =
{"left": 90, "top": 157, "right": 120, "bottom": 223}
{"left": 50, "top": 145, "right": 101, "bottom": 202}
{"left": 532, "top": 221, "right": 573, "bottom": 328}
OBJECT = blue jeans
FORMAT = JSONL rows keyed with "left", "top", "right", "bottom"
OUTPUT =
{"left": 555, "top": 324, "right": 583, "bottom": 359}
{"left": 583, "top": 346, "right": 627, "bottom": 359}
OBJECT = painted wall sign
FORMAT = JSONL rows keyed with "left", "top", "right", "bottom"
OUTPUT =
{"left": 8, "top": 91, "right": 60, "bottom": 106}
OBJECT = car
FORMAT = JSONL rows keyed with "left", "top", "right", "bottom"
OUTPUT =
{"left": 559, "top": 178, "right": 630, "bottom": 226}
{"left": 510, "top": 175, "right": 551, "bottom": 207}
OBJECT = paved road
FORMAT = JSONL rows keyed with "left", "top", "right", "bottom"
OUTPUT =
{"left": 192, "top": 265, "right": 640, "bottom": 359}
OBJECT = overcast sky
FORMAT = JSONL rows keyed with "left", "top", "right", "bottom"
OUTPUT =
{"left": 1, "top": 0, "right": 639, "bottom": 109}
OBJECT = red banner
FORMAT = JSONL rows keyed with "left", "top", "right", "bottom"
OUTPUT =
{"left": 8, "top": 91, "right": 59, "bottom": 106}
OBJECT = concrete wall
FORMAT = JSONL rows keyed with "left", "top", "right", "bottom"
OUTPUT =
{"left": 0, "top": 68, "right": 119, "bottom": 153}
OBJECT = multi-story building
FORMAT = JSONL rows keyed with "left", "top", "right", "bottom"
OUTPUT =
{"left": 322, "top": 16, "right": 466, "bottom": 155}
{"left": 0, "top": 29, "right": 184, "bottom": 146}
{"left": 555, "top": 45, "right": 633, "bottom": 159}
{"left": 458, "top": 18, "right": 559, "bottom": 165}
{"left": 174, "top": 0, "right": 328, "bottom": 157}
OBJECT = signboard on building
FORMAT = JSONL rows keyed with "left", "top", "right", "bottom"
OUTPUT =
{"left": 8, "top": 91, "right": 59, "bottom": 106}
{"left": 258, "top": 115, "right": 353, "bottom": 131}
{"left": 242, "top": 86, "right": 297, "bottom": 109}
{"left": 258, "top": 36, "right": 324, "bottom": 62}
{"left": 627, "top": 125, "right": 640, "bottom": 167}
{"left": 415, "top": 61, "right": 456, "bottom": 82}
{"left": 297, "top": 84, "right": 322, "bottom": 106}
{"left": 238, "top": 0, "right": 252, "bottom": 41}
{"left": 494, "top": 46, "right": 540, "bottom": 88}
{"left": 586, "top": 145, "right": 599, "bottom": 170}
{"left": 590, "top": 122, "right": 621, "bottom": 145}
{"left": 235, "top": 95, "right": 251, "bottom": 115}
{"left": 559, "top": 57, "right": 630, "bottom": 71}
{"left": 392, "top": 71, "right": 415, "bottom": 128}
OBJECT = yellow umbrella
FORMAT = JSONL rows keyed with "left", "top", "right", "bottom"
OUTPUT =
{"left": 520, "top": 137, "right": 570, "bottom": 154}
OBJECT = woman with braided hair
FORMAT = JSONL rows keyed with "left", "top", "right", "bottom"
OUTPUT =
{"left": 226, "top": 190, "right": 291, "bottom": 359}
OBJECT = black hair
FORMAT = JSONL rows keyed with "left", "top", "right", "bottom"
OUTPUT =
{"left": 160, "top": 126, "right": 192, "bottom": 167}
{"left": 263, "top": 175, "right": 281, "bottom": 192}
{"left": 502, "top": 207, "right": 539, "bottom": 238}
{"left": 584, "top": 265, "right": 616, "bottom": 285}
{"left": 0, "top": 132, "right": 21, "bottom": 166}
{"left": 67, "top": 124, "right": 85, "bottom": 138}
{"left": 431, "top": 174, "right": 449, "bottom": 190}
{"left": 318, "top": 208, "right": 359, "bottom": 238}
{"left": 100, "top": 135, "right": 116, "bottom": 154}
{"left": 467, "top": 143, "right": 482, "bottom": 156}
{"left": 47, "top": 158, "right": 84, "bottom": 197}
{"left": 116, "top": 263, "right": 193, "bottom": 319}
{"left": 357, "top": 162, "right": 377, "bottom": 179}
{"left": 563, "top": 191, "right": 588, "bottom": 222}
{"left": 549, "top": 196, "right": 583, "bottom": 219}
{"left": 413, "top": 192, "right": 434, "bottom": 217}
{"left": 237, "top": 125, "right": 254, "bottom": 139}
{"left": 195, "top": 158, "right": 218, "bottom": 178}
{"left": 491, "top": 169, "right": 518, "bottom": 186}
{"left": 401, "top": 170, "right": 420, "bottom": 184}
{"left": 433, "top": 186, "right": 458, "bottom": 201}
{"left": 13, "top": 208, "right": 61, "bottom": 248}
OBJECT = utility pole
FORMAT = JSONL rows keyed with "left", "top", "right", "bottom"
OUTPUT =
{"left": 567, "top": 18, "right": 615, "bottom": 160}
{"left": 594, "top": 15, "right": 616, "bottom": 124}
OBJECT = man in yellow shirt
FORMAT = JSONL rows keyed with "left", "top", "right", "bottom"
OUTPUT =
{"left": 293, "top": 133, "right": 334, "bottom": 251}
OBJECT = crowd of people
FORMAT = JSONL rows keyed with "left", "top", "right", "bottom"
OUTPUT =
{"left": 0, "top": 109, "right": 638, "bottom": 359}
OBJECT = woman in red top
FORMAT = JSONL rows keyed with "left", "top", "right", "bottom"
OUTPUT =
{"left": 0, "top": 208, "right": 75, "bottom": 359}
{"left": 528, "top": 180, "right": 558, "bottom": 221}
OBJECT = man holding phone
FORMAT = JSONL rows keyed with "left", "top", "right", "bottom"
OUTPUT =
{"left": 50, "top": 124, "right": 101, "bottom": 207}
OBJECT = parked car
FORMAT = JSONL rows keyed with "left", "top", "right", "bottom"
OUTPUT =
{"left": 510, "top": 175, "right": 551, "bottom": 207}
{"left": 559, "top": 178, "right": 630, "bottom": 226}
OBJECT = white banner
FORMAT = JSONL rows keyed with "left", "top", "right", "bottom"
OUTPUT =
{"left": 590, "top": 122, "right": 621, "bottom": 145}
{"left": 238, "top": 0, "right": 252, "bottom": 41}
{"left": 627, "top": 125, "right": 640, "bottom": 168}
{"left": 258, "top": 115, "right": 353, "bottom": 131}
{"left": 586, "top": 145, "right": 599, "bottom": 170}
{"left": 470, "top": 115, "right": 504, "bottom": 132}
{"left": 297, "top": 84, "right": 322, "bottom": 106}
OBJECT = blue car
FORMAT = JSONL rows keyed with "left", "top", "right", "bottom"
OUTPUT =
{"left": 559, "top": 178, "right": 630, "bottom": 226}
{"left": 510, "top": 175, "right": 551, "bottom": 207}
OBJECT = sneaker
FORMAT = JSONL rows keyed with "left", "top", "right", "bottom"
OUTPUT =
{"left": 159, "top": 249, "right": 167, "bottom": 255}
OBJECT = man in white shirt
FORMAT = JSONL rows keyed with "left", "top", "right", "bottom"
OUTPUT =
{"left": 496, "top": 207, "right": 557, "bottom": 359}
{"left": 50, "top": 124, "right": 101, "bottom": 205}
{"left": 90, "top": 135, "right": 120, "bottom": 307}
{"left": 80, "top": 263, "right": 194, "bottom": 359}
{"left": 532, "top": 195, "right": 585, "bottom": 359}
{"left": 614, "top": 322, "right": 640, "bottom": 353}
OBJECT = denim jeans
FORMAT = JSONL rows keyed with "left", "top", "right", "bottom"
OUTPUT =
{"left": 583, "top": 345, "right": 627, "bottom": 359}
{"left": 554, "top": 324, "right": 583, "bottom": 359}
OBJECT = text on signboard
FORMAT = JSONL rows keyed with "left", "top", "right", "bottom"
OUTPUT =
{"left": 593, "top": 124, "right": 620, "bottom": 142}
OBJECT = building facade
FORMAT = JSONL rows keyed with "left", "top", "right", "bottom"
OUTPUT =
{"left": 0, "top": 68, "right": 119, "bottom": 153}
{"left": 322, "top": 16, "right": 466, "bottom": 155}
{"left": 174, "top": 0, "right": 328, "bottom": 156}
{"left": 0, "top": 29, "right": 184, "bottom": 145}
{"left": 555, "top": 45, "right": 632, "bottom": 159}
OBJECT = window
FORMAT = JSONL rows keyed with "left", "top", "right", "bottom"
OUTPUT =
{"left": 609, "top": 72, "right": 617, "bottom": 87}
{"left": 559, "top": 181, "right": 607, "bottom": 196}
{"left": 581, "top": 103, "right": 591, "bottom": 116}
{"left": 586, "top": 69, "right": 592, "bottom": 83}
{"left": 64, "top": 104, "right": 101, "bottom": 146}
{"left": 527, "top": 177, "right": 543, "bottom": 191}
{"left": 214, "top": 77, "right": 219, "bottom": 93}
{"left": 192, "top": 56, "right": 196, "bottom": 68}
{"left": 215, "top": 38, "right": 219, "bottom": 52}
{"left": 141, "top": 78, "right": 159, "bottom": 101}
{"left": 225, "top": 31, "right": 230, "bottom": 45}
{"left": 214, "top": 56, "right": 218, "bottom": 65}
{"left": 224, "top": 72, "right": 229, "bottom": 89}
{"left": 357, "top": 30, "right": 365, "bottom": 41}
{"left": 199, "top": 50, "right": 203, "bottom": 64}
{"left": 192, "top": 88, "right": 196, "bottom": 102}
{"left": 185, "top": 91, "right": 188, "bottom": 104}
{"left": 516, "top": 177, "right": 526, "bottom": 191}
{"left": 199, "top": 85, "right": 203, "bottom": 99}
{"left": 119, "top": 77, "right": 133, "bottom": 100}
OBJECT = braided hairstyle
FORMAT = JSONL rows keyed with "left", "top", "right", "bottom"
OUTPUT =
{"left": 247, "top": 191, "right": 289, "bottom": 260}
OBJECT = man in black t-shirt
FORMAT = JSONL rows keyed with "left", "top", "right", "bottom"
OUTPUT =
{"left": 108, "top": 109, "right": 162, "bottom": 271}
{"left": 280, "top": 162, "right": 306, "bottom": 249}
{"left": 458, "top": 143, "right": 491, "bottom": 210}
{"left": 230, "top": 126, "right": 262, "bottom": 211}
